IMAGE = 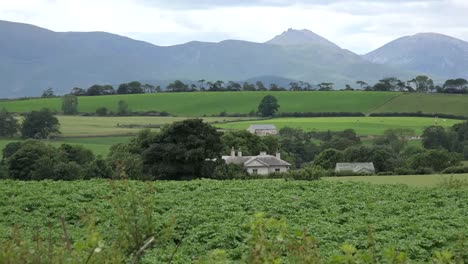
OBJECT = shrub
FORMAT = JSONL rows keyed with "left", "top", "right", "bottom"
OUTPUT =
{"left": 442, "top": 166, "right": 468, "bottom": 174}
{"left": 96, "top": 107, "right": 108, "bottom": 116}
{"left": 279, "top": 112, "right": 365, "bottom": 118}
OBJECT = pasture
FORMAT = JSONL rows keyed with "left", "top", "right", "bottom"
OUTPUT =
{"left": 216, "top": 116, "right": 462, "bottom": 135}
{"left": 0, "top": 91, "right": 400, "bottom": 115}
{"left": 56, "top": 116, "right": 251, "bottom": 137}
{"left": 324, "top": 174, "right": 468, "bottom": 187}
{"left": 0, "top": 179, "right": 466, "bottom": 262}
{"left": 373, "top": 93, "right": 468, "bottom": 116}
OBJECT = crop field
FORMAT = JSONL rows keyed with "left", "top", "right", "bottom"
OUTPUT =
{"left": 0, "top": 179, "right": 466, "bottom": 262}
{"left": 0, "top": 91, "right": 399, "bottom": 115}
{"left": 324, "top": 174, "right": 468, "bottom": 187}
{"left": 373, "top": 93, "right": 468, "bottom": 116}
{"left": 216, "top": 116, "right": 462, "bottom": 135}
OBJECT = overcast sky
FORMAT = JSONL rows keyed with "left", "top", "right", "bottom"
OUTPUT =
{"left": 1, "top": 0, "right": 467, "bottom": 54}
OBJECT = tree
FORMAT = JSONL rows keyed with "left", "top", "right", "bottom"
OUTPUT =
{"left": 313, "top": 148, "right": 343, "bottom": 170}
{"left": 258, "top": 95, "right": 280, "bottom": 117}
{"left": 41, "top": 88, "right": 55, "bottom": 98}
{"left": 421, "top": 125, "right": 461, "bottom": 152}
{"left": 374, "top": 128, "right": 415, "bottom": 153}
{"left": 318, "top": 83, "right": 334, "bottom": 91}
{"left": 0, "top": 108, "right": 19, "bottom": 137}
{"left": 256, "top": 81, "right": 267, "bottom": 91}
{"left": 226, "top": 81, "right": 241, "bottom": 91}
{"left": 21, "top": 108, "right": 60, "bottom": 139}
{"left": 141, "top": 119, "right": 223, "bottom": 180}
{"left": 96, "top": 107, "right": 108, "bottom": 116}
{"left": 443, "top": 78, "right": 468, "bottom": 93}
{"left": 356, "top": 81, "right": 369, "bottom": 90}
{"left": 270, "top": 84, "right": 286, "bottom": 91}
{"left": 117, "top": 100, "right": 129, "bottom": 115}
{"left": 242, "top": 82, "right": 256, "bottom": 91}
{"left": 61, "top": 94, "right": 78, "bottom": 115}
{"left": 408, "top": 75, "right": 434, "bottom": 93}
{"left": 408, "top": 149, "right": 462, "bottom": 172}
{"left": 167, "top": 80, "right": 189, "bottom": 92}
{"left": 289, "top": 82, "right": 302, "bottom": 91}
{"left": 117, "top": 81, "right": 144, "bottom": 94}
{"left": 70, "top": 87, "right": 86, "bottom": 96}
{"left": 86, "top": 84, "right": 115, "bottom": 96}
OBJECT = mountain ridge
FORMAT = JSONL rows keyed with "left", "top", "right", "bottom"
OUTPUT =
{"left": 2, "top": 20, "right": 462, "bottom": 97}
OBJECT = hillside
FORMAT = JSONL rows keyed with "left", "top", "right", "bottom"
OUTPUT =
{"left": 0, "top": 91, "right": 398, "bottom": 115}
{"left": 2, "top": 91, "right": 468, "bottom": 117}
{"left": 0, "top": 20, "right": 410, "bottom": 97}
{"left": 364, "top": 33, "right": 468, "bottom": 79}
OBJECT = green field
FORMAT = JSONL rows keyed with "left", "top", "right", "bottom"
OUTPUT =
{"left": 324, "top": 174, "right": 468, "bottom": 187}
{"left": 373, "top": 93, "right": 468, "bottom": 116}
{"left": 217, "top": 116, "right": 462, "bottom": 135}
{"left": 2, "top": 92, "right": 468, "bottom": 117}
{"left": 0, "top": 179, "right": 466, "bottom": 262}
{"left": 0, "top": 91, "right": 399, "bottom": 115}
{"left": 56, "top": 116, "right": 252, "bottom": 137}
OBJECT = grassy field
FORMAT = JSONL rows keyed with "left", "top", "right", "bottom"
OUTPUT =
{"left": 216, "top": 116, "right": 462, "bottom": 135}
{"left": 324, "top": 174, "right": 468, "bottom": 187}
{"left": 373, "top": 93, "right": 468, "bottom": 116}
{"left": 56, "top": 116, "right": 252, "bottom": 137}
{"left": 0, "top": 91, "right": 399, "bottom": 115}
{"left": 0, "top": 179, "right": 466, "bottom": 262}
{"left": 2, "top": 92, "right": 468, "bottom": 117}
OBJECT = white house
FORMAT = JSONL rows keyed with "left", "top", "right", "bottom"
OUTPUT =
{"left": 335, "top": 162, "right": 375, "bottom": 174}
{"left": 247, "top": 124, "right": 278, "bottom": 136}
{"left": 222, "top": 148, "right": 291, "bottom": 175}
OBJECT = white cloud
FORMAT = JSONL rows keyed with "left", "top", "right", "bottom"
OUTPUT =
{"left": 0, "top": 0, "right": 467, "bottom": 54}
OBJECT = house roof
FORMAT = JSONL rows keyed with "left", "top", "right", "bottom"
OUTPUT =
{"left": 248, "top": 124, "right": 277, "bottom": 130}
{"left": 222, "top": 154, "right": 291, "bottom": 167}
{"left": 335, "top": 162, "right": 375, "bottom": 172}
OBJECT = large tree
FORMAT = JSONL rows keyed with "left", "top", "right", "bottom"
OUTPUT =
{"left": 142, "top": 119, "right": 223, "bottom": 180}
{"left": 408, "top": 75, "right": 434, "bottom": 93}
{"left": 258, "top": 95, "right": 280, "bottom": 117}
{"left": 0, "top": 108, "right": 19, "bottom": 137}
{"left": 21, "top": 108, "right": 60, "bottom": 139}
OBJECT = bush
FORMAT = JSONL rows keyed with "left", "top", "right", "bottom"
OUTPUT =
{"left": 369, "top": 112, "right": 467, "bottom": 120}
{"left": 287, "top": 166, "right": 324, "bottom": 180}
{"left": 96, "top": 107, "right": 108, "bottom": 116}
{"left": 442, "top": 166, "right": 468, "bottom": 174}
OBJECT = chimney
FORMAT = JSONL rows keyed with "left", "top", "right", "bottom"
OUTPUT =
{"left": 231, "top": 147, "right": 235, "bottom": 157}
{"left": 238, "top": 148, "right": 242, "bottom": 157}
{"left": 260, "top": 151, "right": 267, "bottom": 156}
{"left": 276, "top": 150, "right": 281, "bottom": 159}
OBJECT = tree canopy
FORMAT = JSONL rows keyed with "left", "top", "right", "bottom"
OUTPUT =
{"left": 21, "top": 108, "right": 60, "bottom": 139}
{"left": 258, "top": 95, "right": 280, "bottom": 117}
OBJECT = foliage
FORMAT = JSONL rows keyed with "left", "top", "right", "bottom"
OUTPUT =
{"left": 0, "top": 180, "right": 467, "bottom": 263}
{"left": 422, "top": 125, "right": 461, "bottom": 152}
{"left": 61, "top": 94, "right": 78, "bottom": 115}
{"left": 96, "top": 107, "right": 109, "bottom": 116}
{"left": 41, "top": 88, "right": 55, "bottom": 98}
{"left": 408, "top": 149, "right": 463, "bottom": 172}
{"left": 142, "top": 119, "right": 223, "bottom": 180}
{"left": 21, "top": 108, "right": 60, "bottom": 139}
{"left": 374, "top": 128, "right": 415, "bottom": 153}
{"left": 0, "top": 108, "right": 19, "bottom": 137}
{"left": 257, "top": 95, "right": 280, "bottom": 117}
{"left": 117, "top": 100, "right": 130, "bottom": 116}
{"left": 313, "top": 148, "right": 343, "bottom": 170}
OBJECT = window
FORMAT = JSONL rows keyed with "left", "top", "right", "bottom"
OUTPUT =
{"left": 275, "top": 168, "right": 280, "bottom": 172}
{"left": 252, "top": 169, "right": 258, "bottom": 174}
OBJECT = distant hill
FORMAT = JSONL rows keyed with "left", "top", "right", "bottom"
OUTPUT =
{"left": 364, "top": 33, "right": 468, "bottom": 80}
{"left": 0, "top": 20, "right": 412, "bottom": 97}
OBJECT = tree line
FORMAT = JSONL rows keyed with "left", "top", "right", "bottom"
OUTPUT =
{"left": 46, "top": 76, "right": 468, "bottom": 97}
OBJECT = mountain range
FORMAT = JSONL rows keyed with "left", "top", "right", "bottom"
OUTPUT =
{"left": 1, "top": 20, "right": 468, "bottom": 97}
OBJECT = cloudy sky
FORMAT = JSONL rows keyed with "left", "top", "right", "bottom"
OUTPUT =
{"left": 1, "top": 0, "right": 467, "bottom": 54}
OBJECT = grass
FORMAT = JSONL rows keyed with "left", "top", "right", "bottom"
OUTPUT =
{"left": 216, "top": 116, "right": 462, "bottom": 135}
{"left": 0, "top": 91, "right": 399, "bottom": 116}
{"left": 373, "top": 93, "right": 468, "bottom": 116}
{"left": 56, "top": 116, "right": 252, "bottom": 137}
{"left": 324, "top": 174, "right": 468, "bottom": 187}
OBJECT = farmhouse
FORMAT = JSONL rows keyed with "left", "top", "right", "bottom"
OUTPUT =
{"left": 222, "top": 148, "right": 291, "bottom": 175}
{"left": 247, "top": 124, "right": 278, "bottom": 136}
{"left": 335, "top": 162, "right": 375, "bottom": 174}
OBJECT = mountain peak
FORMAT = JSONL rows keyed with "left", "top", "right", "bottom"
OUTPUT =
{"left": 265, "top": 28, "right": 339, "bottom": 48}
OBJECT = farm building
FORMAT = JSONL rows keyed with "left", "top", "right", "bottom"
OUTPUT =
{"left": 335, "top": 162, "right": 375, "bottom": 174}
{"left": 222, "top": 148, "right": 291, "bottom": 175}
{"left": 247, "top": 124, "right": 278, "bottom": 136}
